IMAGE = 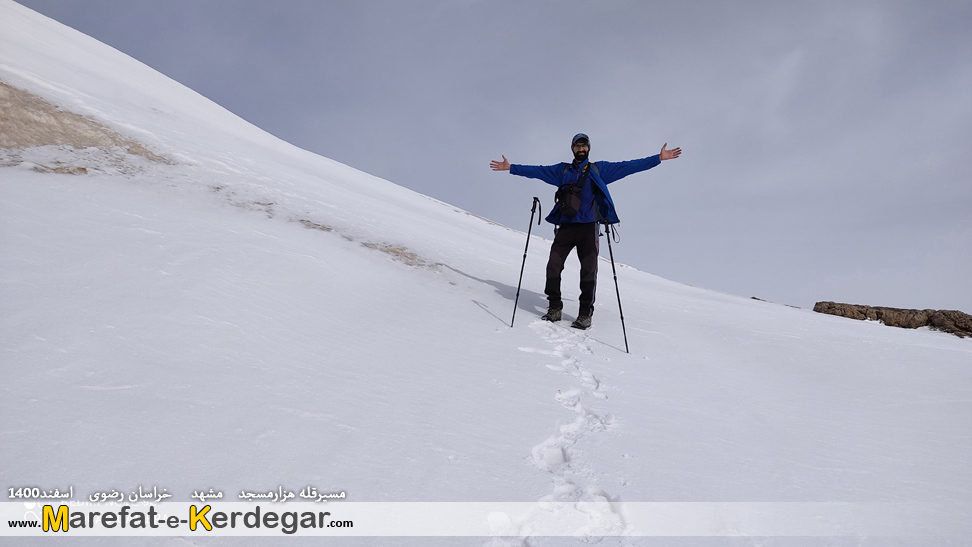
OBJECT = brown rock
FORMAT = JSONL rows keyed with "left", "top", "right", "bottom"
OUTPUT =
{"left": 813, "top": 302, "right": 971, "bottom": 338}
{"left": 0, "top": 80, "right": 169, "bottom": 163}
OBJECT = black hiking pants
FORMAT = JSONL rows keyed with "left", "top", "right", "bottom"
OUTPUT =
{"left": 544, "top": 222, "right": 600, "bottom": 317}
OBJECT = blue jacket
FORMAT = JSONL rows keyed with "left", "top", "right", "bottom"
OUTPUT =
{"left": 510, "top": 155, "right": 661, "bottom": 225}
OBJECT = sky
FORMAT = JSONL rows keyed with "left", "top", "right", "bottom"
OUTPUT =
{"left": 13, "top": 0, "right": 972, "bottom": 312}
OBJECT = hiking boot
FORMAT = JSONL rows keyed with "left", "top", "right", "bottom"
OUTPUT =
{"left": 541, "top": 308, "right": 562, "bottom": 322}
{"left": 571, "top": 315, "right": 592, "bottom": 330}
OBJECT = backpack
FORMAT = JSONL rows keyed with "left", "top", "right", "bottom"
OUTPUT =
{"left": 554, "top": 163, "right": 600, "bottom": 217}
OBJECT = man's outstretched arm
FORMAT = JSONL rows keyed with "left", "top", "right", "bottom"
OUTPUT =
{"left": 489, "top": 155, "right": 510, "bottom": 171}
{"left": 491, "top": 157, "right": 565, "bottom": 186}
{"left": 595, "top": 143, "right": 682, "bottom": 183}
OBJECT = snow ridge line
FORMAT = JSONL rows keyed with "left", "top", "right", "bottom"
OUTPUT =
{"left": 515, "top": 320, "right": 629, "bottom": 539}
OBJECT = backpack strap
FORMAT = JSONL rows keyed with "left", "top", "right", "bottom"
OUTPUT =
{"left": 562, "top": 162, "right": 591, "bottom": 181}
{"left": 563, "top": 162, "right": 599, "bottom": 178}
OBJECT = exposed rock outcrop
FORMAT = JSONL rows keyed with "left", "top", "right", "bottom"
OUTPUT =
{"left": 813, "top": 301, "right": 972, "bottom": 338}
{"left": 0, "top": 80, "right": 170, "bottom": 173}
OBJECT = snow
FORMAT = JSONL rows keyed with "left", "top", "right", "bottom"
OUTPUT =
{"left": 1, "top": 1, "right": 970, "bottom": 544}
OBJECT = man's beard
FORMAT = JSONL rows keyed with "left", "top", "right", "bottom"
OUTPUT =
{"left": 573, "top": 150, "right": 588, "bottom": 162}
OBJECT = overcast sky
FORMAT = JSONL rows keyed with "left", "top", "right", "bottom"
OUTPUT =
{"left": 15, "top": 0, "right": 972, "bottom": 313}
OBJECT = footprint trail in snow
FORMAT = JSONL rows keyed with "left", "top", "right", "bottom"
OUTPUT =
{"left": 513, "top": 320, "right": 629, "bottom": 540}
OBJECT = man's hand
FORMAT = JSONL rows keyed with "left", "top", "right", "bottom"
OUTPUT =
{"left": 490, "top": 155, "right": 511, "bottom": 171}
{"left": 660, "top": 143, "right": 682, "bottom": 161}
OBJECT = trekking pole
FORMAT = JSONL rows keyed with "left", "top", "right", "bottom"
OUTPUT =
{"left": 512, "top": 197, "right": 541, "bottom": 327}
{"left": 604, "top": 223, "right": 629, "bottom": 353}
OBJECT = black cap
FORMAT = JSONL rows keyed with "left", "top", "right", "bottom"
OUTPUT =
{"left": 571, "top": 133, "right": 590, "bottom": 146}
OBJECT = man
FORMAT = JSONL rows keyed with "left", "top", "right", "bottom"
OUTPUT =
{"left": 490, "top": 133, "right": 681, "bottom": 329}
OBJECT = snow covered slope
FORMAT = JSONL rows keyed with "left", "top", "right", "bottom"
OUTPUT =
{"left": 1, "top": 1, "right": 970, "bottom": 544}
